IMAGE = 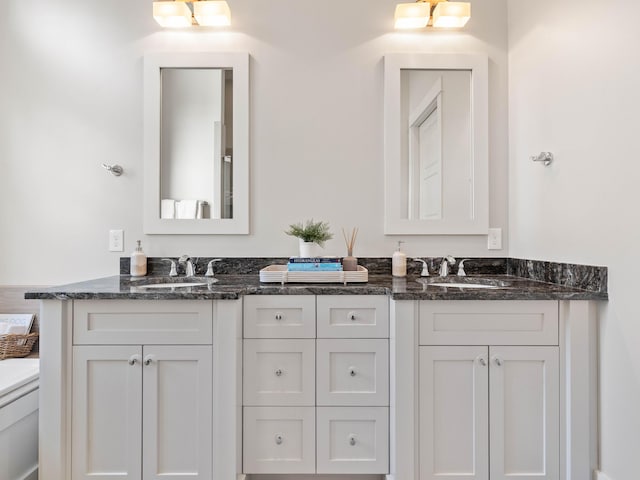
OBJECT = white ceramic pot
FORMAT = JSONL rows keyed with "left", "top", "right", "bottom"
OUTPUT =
{"left": 298, "top": 240, "right": 320, "bottom": 258}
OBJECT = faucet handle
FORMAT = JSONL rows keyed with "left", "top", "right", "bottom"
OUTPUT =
{"left": 457, "top": 259, "right": 470, "bottom": 276}
{"left": 162, "top": 259, "right": 178, "bottom": 277}
{"left": 413, "top": 258, "right": 429, "bottom": 277}
{"left": 205, "top": 259, "right": 222, "bottom": 277}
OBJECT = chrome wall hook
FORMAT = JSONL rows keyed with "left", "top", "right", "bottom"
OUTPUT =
{"left": 102, "top": 163, "right": 124, "bottom": 176}
{"left": 530, "top": 152, "right": 553, "bottom": 166}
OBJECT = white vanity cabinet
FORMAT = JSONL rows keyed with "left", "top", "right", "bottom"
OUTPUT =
{"left": 390, "top": 299, "right": 598, "bottom": 480}
{"left": 71, "top": 300, "right": 214, "bottom": 480}
{"left": 242, "top": 294, "right": 390, "bottom": 476}
{"left": 418, "top": 301, "right": 559, "bottom": 480}
{"left": 38, "top": 298, "right": 243, "bottom": 480}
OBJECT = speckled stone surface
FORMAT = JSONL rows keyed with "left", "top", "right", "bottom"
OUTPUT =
{"left": 26, "top": 256, "right": 607, "bottom": 301}
{"left": 508, "top": 258, "right": 607, "bottom": 294}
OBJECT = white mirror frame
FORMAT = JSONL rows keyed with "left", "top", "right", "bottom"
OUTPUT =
{"left": 143, "top": 52, "right": 249, "bottom": 234}
{"left": 384, "top": 53, "right": 489, "bottom": 235}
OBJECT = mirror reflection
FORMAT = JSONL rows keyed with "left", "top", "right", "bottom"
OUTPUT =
{"left": 160, "top": 68, "right": 234, "bottom": 220}
{"left": 400, "top": 69, "right": 471, "bottom": 221}
{"left": 383, "top": 53, "right": 488, "bottom": 235}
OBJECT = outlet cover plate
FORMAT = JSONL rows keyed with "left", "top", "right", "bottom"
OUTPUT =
{"left": 487, "top": 228, "right": 502, "bottom": 250}
{"left": 109, "top": 229, "right": 124, "bottom": 252}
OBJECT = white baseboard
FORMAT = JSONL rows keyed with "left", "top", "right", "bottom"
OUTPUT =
{"left": 596, "top": 471, "right": 613, "bottom": 480}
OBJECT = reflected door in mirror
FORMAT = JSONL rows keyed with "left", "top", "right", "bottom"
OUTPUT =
{"left": 402, "top": 69, "right": 471, "bottom": 222}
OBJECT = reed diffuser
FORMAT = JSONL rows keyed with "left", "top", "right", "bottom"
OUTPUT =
{"left": 342, "top": 227, "right": 359, "bottom": 271}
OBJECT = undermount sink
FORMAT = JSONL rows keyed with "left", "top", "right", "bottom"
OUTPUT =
{"left": 126, "top": 276, "right": 219, "bottom": 290}
{"left": 139, "top": 281, "right": 212, "bottom": 289}
{"left": 416, "top": 277, "right": 512, "bottom": 289}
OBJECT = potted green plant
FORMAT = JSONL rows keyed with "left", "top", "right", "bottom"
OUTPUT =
{"left": 285, "top": 219, "right": 333, "bottom": 257}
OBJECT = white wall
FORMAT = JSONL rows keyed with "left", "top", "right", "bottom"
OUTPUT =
{"left": 507, "top": 0, "right": 640, "bottom": 478}
{"left": 0, "top": 0, "right": 508, "bottom": 284}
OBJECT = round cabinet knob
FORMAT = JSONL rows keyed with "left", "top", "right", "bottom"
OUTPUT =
{"left": 275, "top": 368, "right": 283, "bottom": 377}
{"left": 478, "top": 357, "right": 487, "bottom": 366}
{"left": 349, "top": 434, "right": 357, "bottom": 446}
{"left": 144, "top": 357, "right": 153, "bottom": 366}
{"left": 348, "top": 311, "right": 357, "bottom": 321}
{"left": 275, "top": 312, "right": 283, "bottom": 321}
{"left": 349, "top": 367, "right": 356, "bottom": 377}
{"left": 494, "top": 357, "right": 503, "bottom": 366}
{"left": 275, "top": 434, "right": 283, "bottom": 445}
{"left": 128, "top": 357, "right": 137, "bottom": 366}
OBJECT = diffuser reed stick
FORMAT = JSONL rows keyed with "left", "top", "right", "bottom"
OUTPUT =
{"left": 342, "top": 227, "right": 359, "bottom": 257}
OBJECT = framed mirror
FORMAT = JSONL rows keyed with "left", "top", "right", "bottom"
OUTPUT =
{"left": 143, "top": 52, "right": 249, "bottom": 234}
{"left": 384, "top": 54, "right": 488, "bottom": 234}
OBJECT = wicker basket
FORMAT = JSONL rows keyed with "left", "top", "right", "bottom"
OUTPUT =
{"left": 0, "top": 333, "right": 39, "bottom": 360}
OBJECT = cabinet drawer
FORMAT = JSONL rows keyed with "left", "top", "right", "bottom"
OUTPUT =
{"left": 243, "top": 406, "right": 315, "bottom": 474}
{"left": 73, "top": 300, "right": 213, "bottom": 345}
{"left": 316, "top": 406, "right": 389, "bottom": 474}
{"left": 419, "top": 300, "right": 559, "bottom": 346}
{"left": 243, "top": 339, "right": 315, "bottom": 406}
{"left": 244, "top": 295, "right": 315, "bottom": 338}
{"left": 317, "top": 295, "right": 388, "bottom": 338}
{"left": 316, "top": 339, "right": 389, "bottom": 406}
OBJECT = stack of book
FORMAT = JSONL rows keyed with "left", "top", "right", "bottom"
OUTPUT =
{"left": 287, "top": 257, "right": 343, "bottom": 271}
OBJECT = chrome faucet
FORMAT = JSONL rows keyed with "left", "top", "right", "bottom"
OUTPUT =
{"left": 178, "top": 255, "right": 196, "bottom": 277}
{"left": 439, "top": 256, "right": 456, "bottom": 277}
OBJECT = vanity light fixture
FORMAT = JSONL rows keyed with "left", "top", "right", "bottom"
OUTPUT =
{"left": 153, "top": 0, "right": 231, "bottom": 28}
{"left": 394, "top": 0, "right": 470, "bottom": 29}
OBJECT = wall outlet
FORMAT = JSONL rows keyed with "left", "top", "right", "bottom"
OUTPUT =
{"left": 109, "top": 229, "right": 124, "bottom": 252}
{"left": 487, "top": 228, "right": 502, "bottom": 250}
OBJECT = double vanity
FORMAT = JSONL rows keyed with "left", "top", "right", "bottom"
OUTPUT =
{"left": 27, "top": 257, "right": 606, "bottom": 480}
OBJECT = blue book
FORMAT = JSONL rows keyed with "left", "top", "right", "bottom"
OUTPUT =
{"left": 287, "top": 262, "right": 343, "bottom": 272}
{"left": 289, "top": 257, "right": 341, "bottom": 264}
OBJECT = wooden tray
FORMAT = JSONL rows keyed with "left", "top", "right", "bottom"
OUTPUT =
{"left": 259, "top": 265, "right": 368, "bottom": 285}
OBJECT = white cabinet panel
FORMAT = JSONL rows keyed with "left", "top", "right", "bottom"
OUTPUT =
{"left": 244, "top": 295, "right": 316, "bottom": 338}
{"left": 243, "top": 406, "right": 316, "bottom": 474}
{"left": 142, "top": 346, "right": 213, "bottom": 480}
{"left": 317, "top": 295, "right": 389, "bottom": 338}
{"left": 317, "top": 339, "right": 389, "bottom": 406}
{"left": 419, "top": 346, "right": 489, "bottom": 480}
{"left": 72, "top": 346, "right": 143, "bottom": 480}
{"left": 243, "top": 339, "right": 315, "bottom": 406}
{"left": 489, "top": 346, "right": 559, "bottom": 480}
{"left": 419, "top": 300, "right": 558, "bottom": 346}
{"left": 73, "top": 300, "right": 213, "bottom": 345}
{"left": 317, "top": 406, "right": 389, "bottom": 474}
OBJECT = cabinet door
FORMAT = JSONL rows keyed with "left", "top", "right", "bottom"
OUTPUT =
{"left": 489, "top": 346, "right": 559, "bottom": 480}
{"left": 142, "top": 346, "right": 213, "bottom": 480}
{"left": 419, "top": 346, "right": 489, "bottom": 480}
{"left": 72, "top": 346, "right": 143, "bottom": 480}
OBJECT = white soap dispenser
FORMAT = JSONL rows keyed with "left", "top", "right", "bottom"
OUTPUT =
{"left": 392, "top": 241, "right": 407, "bottom": 277}
{"left": 130, "top": 240, "right": 147, "bottom": 277}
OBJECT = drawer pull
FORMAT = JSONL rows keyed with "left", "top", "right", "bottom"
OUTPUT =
{"left": 478, "top": 357, "right": 487, "bottom": 367}
{"left": 349, "top": 367, "right": 356, "bottom": 377}
{"left": 275, "top": 312, "right": 284, "bottom": 321}
{"left": 275, "top": 434, "right": 283, "bottom": 445}
{"left": 275, "top": 368, "right": 283, "bottom": 377}
{"left": 348, "top": 311, "right": 357, "bottom": 321}
{"left": 494, "top": 356, "right": 503, "bottom": 367}
{"left": 349, "top": 434, "right": 357, "bottom": 446}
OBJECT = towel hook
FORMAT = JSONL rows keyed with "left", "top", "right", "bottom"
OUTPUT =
{"left": 102, "top": 163, "right": 124, "bottom": 176}
{"left": 530, "top": 152, "right": 553, "bottom": 166}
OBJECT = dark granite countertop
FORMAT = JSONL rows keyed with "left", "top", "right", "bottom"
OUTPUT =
{"left": 24, "top": 273, "right": 608, "bottom": 301}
